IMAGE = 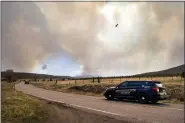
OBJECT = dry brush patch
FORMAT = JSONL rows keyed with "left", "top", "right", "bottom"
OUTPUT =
{"left": 32, "top": 78, "right": 184, "bottom": 103}
{"left": 164, "top": 84, "right": 184, "bottom": 102}
{"left": 48, "top": 76, "right": 184, "bottom": 85}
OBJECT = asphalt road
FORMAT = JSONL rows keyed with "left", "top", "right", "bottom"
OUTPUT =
{"left": 16, "top": 83, "right": 184, "bottom": 123}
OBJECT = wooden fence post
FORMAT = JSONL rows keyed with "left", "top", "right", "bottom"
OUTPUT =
{"left": 98, "top": 77, "right": 100, "bottom": 83}
{"left": 13, "top": 81, "right": 15, "bottom": 91}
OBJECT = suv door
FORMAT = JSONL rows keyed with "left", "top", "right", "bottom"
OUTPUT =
{"left": 127, "top": 81, "right": 143, "bottom": 98}
{"left": 115, "top": 81, "right": 130, "bottom": 97}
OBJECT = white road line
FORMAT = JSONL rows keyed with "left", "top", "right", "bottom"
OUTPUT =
{"left": 157, "top": 107, "right": 184, "bottom": 111}
{"left": 39, "top": 95, "right": 184, "bottom": 111}
{"left": 38, "top": 96, "right": 124, "bottom": 117}
{"left": 32, "top": 95, "right": 152, "bottom": 123}
{"left": 16, "top": 85, "right": 183, "bottom": 123}
{"left": 17, "top": 83, "right": 184, "bottom": 112}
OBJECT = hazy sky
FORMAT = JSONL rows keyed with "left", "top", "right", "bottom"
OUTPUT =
{"left": 2, "top": 2, "right": 184, "bottom": 76}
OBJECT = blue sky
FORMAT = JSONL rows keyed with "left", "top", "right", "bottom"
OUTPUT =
{"left": 33, "top": 53, "right": 82, "bottom": 76}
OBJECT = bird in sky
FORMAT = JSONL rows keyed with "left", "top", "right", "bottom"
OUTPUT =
{"left": 42, "top": 64, "right": 47, "bottom": 70}
{"left": 115, "top": 24, "right": 118, "bottom": 27}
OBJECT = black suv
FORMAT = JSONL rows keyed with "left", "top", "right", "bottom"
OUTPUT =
{"left": 24, "top": 80, "right": 30, "bottom": 84}
{"left": 103, "top": 81, "right": 168, "bottom": 104}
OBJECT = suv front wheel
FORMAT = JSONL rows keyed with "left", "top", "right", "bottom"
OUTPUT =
{"left": 105, "top": 94, "right": 114, "bottom": 100}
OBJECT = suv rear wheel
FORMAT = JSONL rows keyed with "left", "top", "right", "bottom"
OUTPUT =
{"left": 138, "top": 93, "right": 149, "bottom": 104}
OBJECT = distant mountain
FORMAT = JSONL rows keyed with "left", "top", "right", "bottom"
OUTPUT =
{"left": 1, "top": 71, "right": 71, "bottom": 80}
{"left": 132, "top": 64, "right": 184, "bottom": 77}
{"left": 74, "top": 75, "right": 99, "bottom": 78}
{"left": 1, "top": 64, "right": 184, "bottom": 80}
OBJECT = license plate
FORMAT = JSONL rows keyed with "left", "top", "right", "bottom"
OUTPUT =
{"left": 160, "top": 92, "right": 166, "bottom": 95}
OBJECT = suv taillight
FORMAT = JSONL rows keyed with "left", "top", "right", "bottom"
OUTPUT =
{"left": 152, "top": 87, "right": 159, "bottom": 92}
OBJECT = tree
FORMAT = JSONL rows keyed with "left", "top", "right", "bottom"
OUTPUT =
{"left": 181, "top": 72, "right": 184, "bottom": 78}
{"left": 4, "top": 69, "right": 17, "bottom": 83}
{"left": 4, "top": 75, "right": 12, "bottom": 82}
{"left": 6, "top": 69, "right": 14, "bottom": 73}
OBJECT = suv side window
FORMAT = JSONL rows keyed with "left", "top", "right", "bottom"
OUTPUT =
{"left": 127, "top": 81, "right": 145, "bottom": 87}
{"left": 119, "top": 81, "right": 128, "bottom": 87}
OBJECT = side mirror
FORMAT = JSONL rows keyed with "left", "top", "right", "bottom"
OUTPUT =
{"left": 116, "top": 85, "right": 120, "bottom": 89}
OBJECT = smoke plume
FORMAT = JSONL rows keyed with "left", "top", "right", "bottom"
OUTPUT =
{"left": 2, "top": 2, "right": 184, "bottom": 76}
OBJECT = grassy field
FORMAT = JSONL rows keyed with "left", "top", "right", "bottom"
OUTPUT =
{"left": 1, "top": 82, "right": 50, "bottom": 123}
{"left": 31, "top": 76, "right": 184, "bottom": 103}
{"left": 35, "top": 76, "right": 184, "bottom": 85}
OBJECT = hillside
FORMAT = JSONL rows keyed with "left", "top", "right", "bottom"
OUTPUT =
{"left": 1, "top": 64, "right": 184, "bottom": 80}
{"left": 132, "top": 64, "right": 184, "bottom": 77}
{"left": 1, "top": 71, "right": 71, "bottom": 80}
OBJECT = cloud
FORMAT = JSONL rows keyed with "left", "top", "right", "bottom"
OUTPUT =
{"left": 2, "top": 2, "right": 62, "bottom": 72}
{"left": 2, "top": 2, "right": 184, "bottom": 76}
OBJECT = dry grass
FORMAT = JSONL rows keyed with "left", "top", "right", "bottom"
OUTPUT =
{"left": 36, "top": 76, "right": 184, "bottom": 85}
{"left": 1, "top": 82, "right": 49, "bottom": 123}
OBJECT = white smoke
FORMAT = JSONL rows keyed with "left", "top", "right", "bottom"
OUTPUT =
{"left": 2, "top": 2, "right": 184, "bottom": 76}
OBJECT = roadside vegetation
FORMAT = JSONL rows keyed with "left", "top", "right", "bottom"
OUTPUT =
{"left": 1, "top": 82, "right": 49, "bottom": 123}
{"left": 31, "top": 77, "right": 184, "bottom": 103}
{"left": 3, "top": 82, "right": 123, "bottom": 123}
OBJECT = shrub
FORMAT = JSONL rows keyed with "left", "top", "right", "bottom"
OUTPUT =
{"left": 181, "top": 72, "right": 184, "bottom": 78}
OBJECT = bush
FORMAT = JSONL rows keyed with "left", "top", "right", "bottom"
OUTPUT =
{"left": 165, "top": 84, "right": 184, "bottom": 101}
{"left": 181, "top": 72, "right": 184, "bottom": 78}
{"left": 68, "top": 84, "right": 184, "bottom": 102}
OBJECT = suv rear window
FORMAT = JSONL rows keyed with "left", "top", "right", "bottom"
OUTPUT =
{"left": 154, "top": 81, "right": 163, "bottom": 87}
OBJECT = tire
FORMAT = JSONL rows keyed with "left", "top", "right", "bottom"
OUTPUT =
{"left": 105, "top": 94, "right": 114, "bottom": 100}
{"left": 138, "top": 93, "right": 149, "bottom": 104}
